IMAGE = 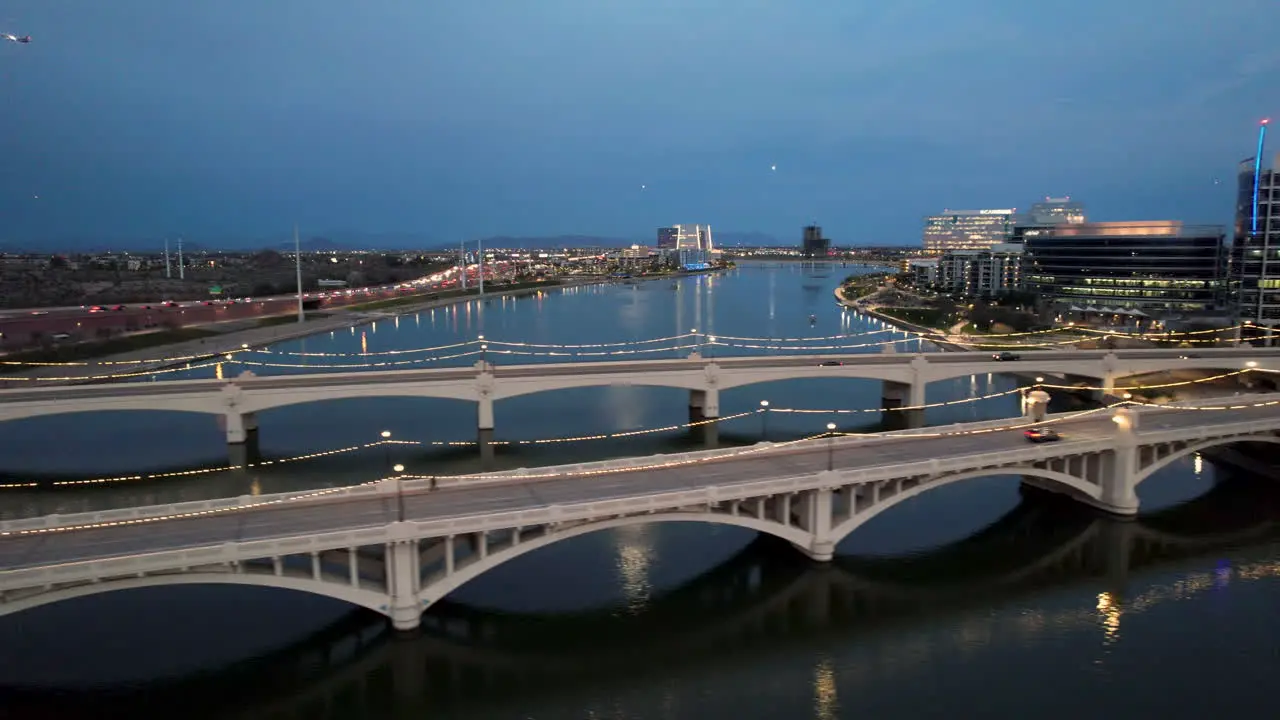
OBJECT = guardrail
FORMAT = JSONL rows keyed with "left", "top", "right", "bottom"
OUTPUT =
{"left": 0, "top": 440, "right": 1112, "bottom": 588}
{"left": 0, "top": 393, "right": 1264, "bottom": 533}
{"left": 4, "top": 413, "right": 1279, "bottom": 587}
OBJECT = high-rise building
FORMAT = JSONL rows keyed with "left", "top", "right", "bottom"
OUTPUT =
{"left": 1027, "top": 197, "right": 1086, "bottom": 225}
{"left": 922, "top": 209, "right": 1017, "bottom": 254}
{"left": 657, "top": 224, "right": 715, "bottom": 269}
{"left": 801, "top": 225, "right": 830, "bottom": 258}
{"left": 1229, "top": 121, "right": 1278, "bottom": 332}
{"left": 1018, "top": 221, "right": 1227, "bottom": 316}
{"left": 656, "top": 225, "right": 713, "bottom": 252}
{"left": 932, "top": 244, "right": 1024, "bottom": 298}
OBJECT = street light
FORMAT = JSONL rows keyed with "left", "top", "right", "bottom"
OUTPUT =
{"left": 478, "top": 334, "right": 486, "bottom": 364}
{"left": 826, "top": 422, "right": 837, "bottom": 471}
{"left": 380, "top": 430, "right": 392, "bottom": 471}
{"left": 392, "top": 463, "right": 406, "bottom": 522}
{"left": 760, "top": 400, "right": 770, "bottom": 439}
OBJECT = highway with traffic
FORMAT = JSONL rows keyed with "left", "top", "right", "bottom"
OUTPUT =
{"left": 1, "top": 400, "right": 1268, "bottom": 571}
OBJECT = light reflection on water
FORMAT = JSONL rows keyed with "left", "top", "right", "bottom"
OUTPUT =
{"left": 0, "top": 262, "right": 1270, "bottom": 718}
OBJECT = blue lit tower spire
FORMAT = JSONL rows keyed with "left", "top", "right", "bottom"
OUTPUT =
{"left": 1253, "top": 118, "right": 1269, "bottom": 234}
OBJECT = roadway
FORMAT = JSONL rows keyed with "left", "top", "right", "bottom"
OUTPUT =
{"left": 2, "top": 402, "right": 1268, "bottom": 571}
{"left": 0, "top": 346, "right": 1275, "bottom": 403}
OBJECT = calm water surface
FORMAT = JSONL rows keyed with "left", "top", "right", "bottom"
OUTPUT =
{"left": 0, "top": 262, "right": 1272, "bottom": 718}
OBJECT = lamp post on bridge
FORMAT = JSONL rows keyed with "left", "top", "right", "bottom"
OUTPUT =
{"left": 760, "top": 400, "right": 770, "bottom": 439}
{"left": 393, "top": 463, "right": 406, "bottom": 523}
{"left": 380, "top": 430, "right": 392, "bottom": 470}
{"left": 478, "top": 334, "right": 486, "bottom": 366}
{"left": 826, "top": 422, "right": 837, "bottom": 471}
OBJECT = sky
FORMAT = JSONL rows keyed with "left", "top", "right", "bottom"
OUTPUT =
{"left": 1, "top": 0, "right": 1278, "bottom": 248}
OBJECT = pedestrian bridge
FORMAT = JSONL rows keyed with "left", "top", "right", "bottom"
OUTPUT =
{"left": 1, "top": 394, "right": 1277, "bottom": 630}
{"left": 0, "top": 346, "right": 1275, "bottom": 443}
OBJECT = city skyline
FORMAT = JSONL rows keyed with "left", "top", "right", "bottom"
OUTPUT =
{"left": 0, "top": 2, "right": 1277, "bottom": 246}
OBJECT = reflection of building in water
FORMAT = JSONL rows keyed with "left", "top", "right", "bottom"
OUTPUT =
{"left": 1095, "top": 591, "right": 1122, "bottom": 646}
{"left": 614, "top": 524, "right": 655, "bottom": 614}
{"left": 813, "top": 656, "right": 839, "bottom": 720}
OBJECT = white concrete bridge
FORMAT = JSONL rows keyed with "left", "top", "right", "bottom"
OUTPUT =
{"left": 0, "top": 346, "right": 1276, "bottom": 443}
{"left": 1, "top": 395, "right": 1277, "bottom": 630}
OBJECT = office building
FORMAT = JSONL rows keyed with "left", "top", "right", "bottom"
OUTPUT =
{"left": 1018, "top": 221, "right": 1227, "bottom": 317}
{"left": 922, "top": 209, "right": 1017, "bottom": 254}
{"left": 1229, "top": 134, "right": 1278, "bottom": 331}
{"left": 1026, "top": 197, "right": 1086, "bottom": 225}
{"left": 933, "top": 243, "right": 1024, "bottom": 298}
{"left": 801, "top": 225, "right": 830, "bottom": 258}
{"left": 656, "top": 224, "right": 715, "bottom": 269}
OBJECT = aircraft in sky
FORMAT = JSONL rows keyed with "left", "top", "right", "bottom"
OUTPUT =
{"left": 2, "top": 33, "right": 31, "bottom": 44}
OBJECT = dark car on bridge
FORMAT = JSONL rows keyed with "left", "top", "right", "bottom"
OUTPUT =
{"left": 993, "top": 352, "right": 1021, "bottom": 361}
{"left": 1024, "top": 428, "right": 1060, "bottom": 443}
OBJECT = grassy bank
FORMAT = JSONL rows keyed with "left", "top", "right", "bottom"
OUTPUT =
{"left": 0, "top": 327, "right": 221, "bottom": 372}
{"left": 875, "top": 306, "right": 951, "bottom": 329}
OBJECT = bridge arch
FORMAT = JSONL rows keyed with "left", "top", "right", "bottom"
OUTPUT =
{"left": 1135, "top": 434, "right": 1280, "bottom": 486}
{"left": 419, "top": 512, "right": 812, "bottom": 608}
{"left": 240, "top": 386, "right": 479, "bottom": 414}
{"left": 829, "top": 467, "right": 1100, "bottom": 546}
{"left": 0, "top": 572, "right": 390, "bottom": 619}
{"left": 489, "top": 379, "right": 704, "bottom": 402}
{"left": 0, "top": 403, "right": 221, "bottom": 424}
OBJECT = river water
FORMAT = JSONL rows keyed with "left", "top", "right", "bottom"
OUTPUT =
{"left": 0, "top": 262, "right": 1275, "bottom": 719}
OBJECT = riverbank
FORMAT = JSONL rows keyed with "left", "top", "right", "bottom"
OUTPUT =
{"left": 834, "top": 286, "right": 1265, "bottom": 402}
{"left": 0, "top": 271, "right": 732, "bottom": 385}
{"left": 0, "top": 277, "right": 592, "bottom": 384}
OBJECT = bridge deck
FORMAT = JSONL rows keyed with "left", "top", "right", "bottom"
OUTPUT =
{"left": 2, "top": 403, "right": 1269, "bottom": 572}
{"left": 0, "top": 346, "right": 1275, "bottom": 402}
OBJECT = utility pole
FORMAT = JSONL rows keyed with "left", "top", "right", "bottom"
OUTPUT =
{"left": 164, "top": 238, "right": 171, "bottom": 279}
{"left": 478, "top": 238, "right": 484, "bottom": 295}
{"left": 295, "top": 224, "right": 305, "bottom": 323}
{"left": 177, "top": 237, "right": 185, "bottom": 280}
{"left": 460, "top": 241, "right": 468, "bottom": 291}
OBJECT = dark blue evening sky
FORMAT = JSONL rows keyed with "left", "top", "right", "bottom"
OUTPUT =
{"left": 1, "top": 0, "right": 1277, "bottom": 247}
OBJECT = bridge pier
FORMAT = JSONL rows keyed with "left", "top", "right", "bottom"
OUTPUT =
{"left": 386, "top": 537, "right": 423, "bottom": 632}
{"left": 689, "top": 389, "right": 721, "bottom": 446}
{"left": 1096, "top": 407, "right": 1140, "bottom": 516}
{"left": 689, "top": 388, "right": 720, "bottom": 420}
{"left": 880, "top": 381, "right": 924, "bottom": 430}
{"left": 227, "top": 433, "right": 261, "bottom": 469}
{"left": 794, "top": 484, "right": 836, "bottom": 562}
{"left": 224, "top": 411, "right": 257, "bottom": 444}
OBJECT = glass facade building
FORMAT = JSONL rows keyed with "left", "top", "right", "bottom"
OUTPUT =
{"left": 656, "top": 224, "right": 715, "bottom": 268}
{"left": 922, "top": 209, "right": 1016, "bottom": 254}
{"left": 1026, "top": 197, "right": 1086, "bottom": 225}
{"left": 1017, "top": 221, "right": 1226, "bottom": 315}
{"left": 1229, "top": 152, "right": 1279, "bottom": 327}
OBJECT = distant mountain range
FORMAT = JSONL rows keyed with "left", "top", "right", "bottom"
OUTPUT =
{"left": 1, "top": 230, "right": 787, "bottom": 254}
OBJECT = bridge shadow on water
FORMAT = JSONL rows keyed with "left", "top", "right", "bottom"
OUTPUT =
{"left": 6, "top": 464, "right": 1280, "bottom": 720}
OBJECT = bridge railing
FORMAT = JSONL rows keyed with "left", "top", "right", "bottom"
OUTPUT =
{"left": 0, "top": 393, "right": 1265, "bottom": 534}
{"left": 0, "top": 438, "right": 1120, "bottom": 588}
{"left": 0, "top": 525, "right": 396, "bottom": 591}
{"left": 0, "top": 482, "right": 395, "bottom": 534}
{"left": 5, "top": 414, "right": 1280, "bottom": 586}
